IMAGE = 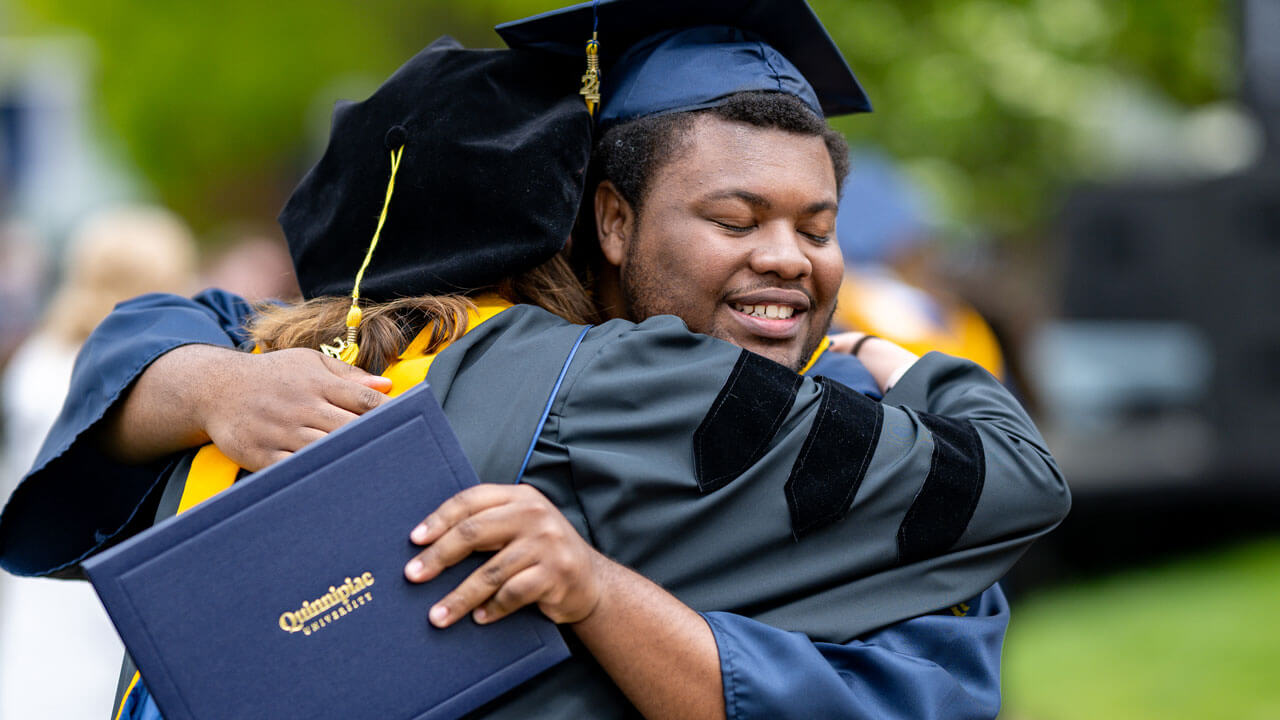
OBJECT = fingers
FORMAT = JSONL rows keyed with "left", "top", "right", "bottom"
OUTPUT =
{"left": 403, "top": 484, "right": 601, "bottom": 628}
{"left": 409, "top": 485, "right": 518, "bottom": 547}
{"left": 321, "top": 377, "right": 390, "bottom": 416}
{"left": 403, "top": 486, "right": 534, "bottom": 627}
{"left": 404, "top": 502, "right": 526, "bottom": 583}
{"left": 427, "top": 546, "right": 543, "bottom": 627}
{"left": 358, "top": 375, "right": 394, "bottom": 392}
{"left": 295, "top": 403, "right": 362, "bottom": 435}
{"left": 286, "top": 350, "right": 384, "bottom": 428}
{"left": 318, "top": 353, "right": 394, "bottom": 395}
{"left": 199, "top": 348, "right": 392, "bottom": 471}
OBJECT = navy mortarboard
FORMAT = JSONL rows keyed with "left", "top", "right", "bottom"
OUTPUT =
{"left": 496, "top": 0, "right": 872, "bottom": 131}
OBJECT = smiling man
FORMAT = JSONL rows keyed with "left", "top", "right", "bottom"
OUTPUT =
{"left": 592, "top": 93, "right": 848, "bottom": 372}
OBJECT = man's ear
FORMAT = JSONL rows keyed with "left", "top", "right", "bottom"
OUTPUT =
{"left": 594, "top": 181, "right": 635, "bottom": 269}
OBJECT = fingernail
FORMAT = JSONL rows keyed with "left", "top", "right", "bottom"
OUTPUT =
{"left": 473, "top": 608, "right": 488, "bottom": 623}
{"left": 430, "top": 605, "right": 449, "bottom": 627}
{"left": 410, "top": 525, "right": 429, "bottom": 544}
{"left": 405, "top": 559, "right": 423, "bottom": 577}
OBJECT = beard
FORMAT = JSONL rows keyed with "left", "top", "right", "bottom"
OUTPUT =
{"left": 619, "top": 242, "right": 833, "bottom": 373}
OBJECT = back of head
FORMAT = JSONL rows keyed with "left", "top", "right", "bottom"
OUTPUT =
{"left": 280, "top": 37, "right": 594, "bottom": 303}
{"left": 256, "top": 39, "right": 598, "bottom": 371}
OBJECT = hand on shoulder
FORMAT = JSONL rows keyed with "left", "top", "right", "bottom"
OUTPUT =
{"left": 827, "top": 332, "right": 919, "bottom": 393}
{"left": 99, "top": 343, "right": 391, "bottom": 471}
{"left": 196, "top": 347, "right": 392, "bottom": 471}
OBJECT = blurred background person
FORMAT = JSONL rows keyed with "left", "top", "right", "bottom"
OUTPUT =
{"left": 0, "top": 221, "right": 48, "bottom": 373}
{"left": 831, "top": 147, "right": 1006, "bottom": 380}
{"left": 200, "top": 229, "right": 299, "bottom": 303}
{"left": 0, "top": 205, "right": 196, "bottom": 719}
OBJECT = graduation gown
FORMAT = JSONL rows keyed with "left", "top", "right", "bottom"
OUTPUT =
{"left": 0, "top": 290, "right": 1066, "bottom": 718}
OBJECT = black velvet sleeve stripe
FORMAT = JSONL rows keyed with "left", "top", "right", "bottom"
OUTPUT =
{"left": 694, "top": 350, "right": 804, "bottom": 494}
{"left": 897, "top": 412, "right": 985, "bottom": 565}
{"left": 785, "top": 377, "right": 883, "bottom": 539}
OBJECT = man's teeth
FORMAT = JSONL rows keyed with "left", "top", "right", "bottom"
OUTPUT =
{"left": 733, "top": 303, "right": 795, "bottom": 320}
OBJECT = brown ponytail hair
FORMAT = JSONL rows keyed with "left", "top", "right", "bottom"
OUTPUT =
{"left": 248, "top": 251, "right": 596, "bottom": 374}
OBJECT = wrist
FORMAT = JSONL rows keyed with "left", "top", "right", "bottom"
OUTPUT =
{"left": 168, "top": 343, "right": 237, "bottom": 446}
{"left": 570, "top": 549, "right": 617, "bottom": 630}
{"left": 850, "top": 333, "right": 879, "bottom": 357}
{"left": 854, "top": 337, "right": 919, "bottom": 393}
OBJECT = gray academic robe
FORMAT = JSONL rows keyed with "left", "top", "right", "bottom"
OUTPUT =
{"left": 418, "top": 305, "right": 1067, "bottom": 718}
{"left": 1, "top": 298, "right": 1067, "bottom": 719}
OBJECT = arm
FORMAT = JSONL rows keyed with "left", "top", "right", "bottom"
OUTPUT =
{"left": 405, "top": 483, "right": 726, "bottom": 720}
{"left": 826, "top": 331, "right": 919, "bottom": 393}
{"left": 406, "top": 483, "right": 1005, "bottom": 720}
{"left": 0, "top": 290, "right": 254, "bottom": 577}
{"left": 0, "top": 290, "right": 388, "bottom": 578}
{"left": 100, "top": 344, "right": 390, "bottom": 470}
{"left": 705, "top": 585, "right": 1007, "bottom": 720}
{"left": 578, "top": 579, "right": 1006, "bottom": 720}
{"left": 536, "top": 317, "right": 1068, "bottom": 641}
{"left": 574, "top": 556, "right": 724, "bottom": 719}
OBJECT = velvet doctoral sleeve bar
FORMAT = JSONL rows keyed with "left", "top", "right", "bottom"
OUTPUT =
{"left": 521, "top": 315, "right": 1068, "bottom": 642}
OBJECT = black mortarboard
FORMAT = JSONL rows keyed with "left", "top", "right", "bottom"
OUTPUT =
{"left": 495, "top": 0, "right": 871, "bottom": 132}
{"left": 280, "top": 36, "right": 592, "bottom": 305}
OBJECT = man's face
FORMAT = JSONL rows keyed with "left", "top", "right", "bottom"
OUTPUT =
{"left": 606, "top": 116, "right": 843, "bottom": 371}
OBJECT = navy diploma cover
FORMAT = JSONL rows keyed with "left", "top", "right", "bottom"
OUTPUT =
{"left": 85, "top": 382, "right": 569, "bottom": 720}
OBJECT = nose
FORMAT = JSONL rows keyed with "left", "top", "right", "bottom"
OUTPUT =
{"left": 748, "top": 222, "right": 812, "bottom": 280}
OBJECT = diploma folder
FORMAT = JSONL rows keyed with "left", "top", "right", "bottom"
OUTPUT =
{"left": 85, "top": 381, "right": 570, "bottom": 720}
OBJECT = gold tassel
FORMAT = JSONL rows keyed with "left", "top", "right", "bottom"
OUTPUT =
{"left": 321, "top": 145, "right": 404, "bottom": 364}
{"left": 580, "top": 32, "right": 601, "bottom": 116}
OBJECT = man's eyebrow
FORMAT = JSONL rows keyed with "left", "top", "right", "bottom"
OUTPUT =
{"left": 702, "top": 191, "right": 839, "bottom": 216}
{"left": 703, "top": 190, "right": 772, "bottom": 209}
{"left": 803, "top": 200, "right": 839, "bottom": 215}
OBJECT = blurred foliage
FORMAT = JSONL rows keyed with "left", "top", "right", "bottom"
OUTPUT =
{"left": 818, "top": 0, "right": 1234, "bottom": 235}
{"left": 8, "top": 0, "right": 1233, "bottom": 236}
{"left": 1004, "top": 538, "right": 1280, "bottom": 720}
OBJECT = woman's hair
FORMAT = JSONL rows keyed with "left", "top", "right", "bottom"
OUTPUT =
{"left": 247, "top": 250, "right": 595, "bottom": 374}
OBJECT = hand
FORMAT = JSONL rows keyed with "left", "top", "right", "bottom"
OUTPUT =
{"left": 826, "top": 332, "right": 920, "bottom": 392}
{"left": 99, "top": 344, "right": 392, "bottom": 468}
{"left": 404, "top": 484, "right": 602, "bottom": 627}
{"left": 193, "top": 346, "right": 391, "bottom": 471}
{"left": 825, "top": 330, "right": 867, "bottom": 355}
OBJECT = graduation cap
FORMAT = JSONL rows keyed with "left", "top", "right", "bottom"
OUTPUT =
{"left": 495, "top": 0, "right": 871, "bottom": 132}
{"left": 278, "top": 37, "right": 592, "bottom": 362}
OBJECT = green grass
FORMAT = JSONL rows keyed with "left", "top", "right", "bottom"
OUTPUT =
{"left": 1002, "top": 537, "right": 1280, "bottom": 720}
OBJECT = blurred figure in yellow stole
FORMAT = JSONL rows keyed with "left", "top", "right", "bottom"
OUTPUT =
{"left": 832, "top": 149, "right": 1004, "bottom": 379}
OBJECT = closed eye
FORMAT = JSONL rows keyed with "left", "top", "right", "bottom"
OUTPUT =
{"left": 713, "top": 220, "right": 757, "bottom": 233}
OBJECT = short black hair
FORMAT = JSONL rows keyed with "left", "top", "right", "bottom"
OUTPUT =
{"left": 594, "top": 90, "right": 851, "bottom": 215}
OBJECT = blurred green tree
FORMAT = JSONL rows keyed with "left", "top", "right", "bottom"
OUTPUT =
{"left": 10, "top": 0, "right": 1232, "bottom": 237}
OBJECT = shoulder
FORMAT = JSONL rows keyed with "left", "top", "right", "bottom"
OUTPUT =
{"left": 569, "top": 313, "right": 740, "bottom": 379}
